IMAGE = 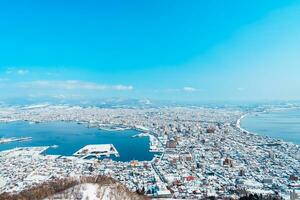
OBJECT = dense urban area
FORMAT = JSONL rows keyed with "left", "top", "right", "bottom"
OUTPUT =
{"left": 0, "top": 104, "right": 300, "bottom": 199}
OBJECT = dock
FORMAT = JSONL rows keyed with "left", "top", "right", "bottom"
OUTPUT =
{"left": 73, "top": 144, "right": 119, "bottom": 159}
{"left": 0, "top": 137, "right": 32, "bottom": 144}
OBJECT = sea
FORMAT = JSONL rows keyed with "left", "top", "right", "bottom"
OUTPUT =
{"left": 0, "top": 121, "right": 155, "bottom": 162}
{"left": 241, "top": 108, "right": 300, "bottom": 145}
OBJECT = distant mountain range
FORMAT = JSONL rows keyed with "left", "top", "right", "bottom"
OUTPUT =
{"left": 0, "top": 97, "right": 300, "bottom": 110}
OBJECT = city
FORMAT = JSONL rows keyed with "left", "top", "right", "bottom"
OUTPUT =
{"left": 0, "top": 105, "right": 299, "bottom": 199}
{"left": 1, "top": 1, "right": 300, "bottom": 199}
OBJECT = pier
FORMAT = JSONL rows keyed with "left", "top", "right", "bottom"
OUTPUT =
{"left": 73, "top": 144, "right": 119, "bottom": 159}
{"left": 0, "top": 137, "right": 32, "bottom": 144}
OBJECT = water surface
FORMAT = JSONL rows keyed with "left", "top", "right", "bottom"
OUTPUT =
{"left": 0, "top": 121, "right": 154, "bottom": 161}
{"left": 241, "top": 109, "right": 300, "bottom": 144}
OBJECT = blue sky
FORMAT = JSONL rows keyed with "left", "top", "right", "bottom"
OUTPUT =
{"left": 0, "top": 0, "right": 300, "bottom": 102}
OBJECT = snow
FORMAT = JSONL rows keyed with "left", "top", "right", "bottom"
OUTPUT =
{"left": 45, "top": 182, "right": 142, "bottom": 200}
{"left": 81, "top": 183, "right": 99, "bottom": 200}
{"left": 0, "top": 177, "right": 6, "bottom": 188}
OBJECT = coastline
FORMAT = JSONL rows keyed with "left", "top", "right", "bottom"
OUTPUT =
{"left": 0, "top": 120, "right": 160, "bottom": 161}
{"left": 236, "top": 109, "right": 300, "bottom": 146}
{"left": 236, "top": 113, "right": 250, "bottom": 134}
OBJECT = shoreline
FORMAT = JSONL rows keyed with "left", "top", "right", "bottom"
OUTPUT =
{"left": 236, "top": 113, "right": 250, "bottom": 134}
{"left": 0, "top": 120, "right": 160, "bottom": 161}
{"left": 236, "top": 109, "right": 300, "bottom": 147}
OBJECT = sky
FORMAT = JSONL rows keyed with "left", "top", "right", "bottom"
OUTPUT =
{"left": 0, "top": 0, "right": 300, "bottom": 103}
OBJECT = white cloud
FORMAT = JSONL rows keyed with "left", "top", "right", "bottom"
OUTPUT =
{"left": 183, "top": 86, "right": 197, "bottom": 92}
{"left": 158, "top": 87, "right": 201, "bottom": 93}
{"left": 112, "top": 85, "right": 133, "bottom": 91}
{"left": 6, "top": 68, "right": 29, "bottom": 76}
{"left": 17, "top": 69, "right": 29, "bottom": 75}
{"left": 16, "top": 80, "right": 133, "bottom": 91}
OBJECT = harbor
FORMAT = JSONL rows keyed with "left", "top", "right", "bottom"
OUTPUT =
{"left": 1, "top": 104, "right": 300, "bottom": 199}
{"left": 0, "top": 121, "right": 155, "bottom": 161}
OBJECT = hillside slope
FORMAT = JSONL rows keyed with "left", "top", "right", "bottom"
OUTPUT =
{"left": 0, "top": 176, "right": 149, "bottom": 200}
